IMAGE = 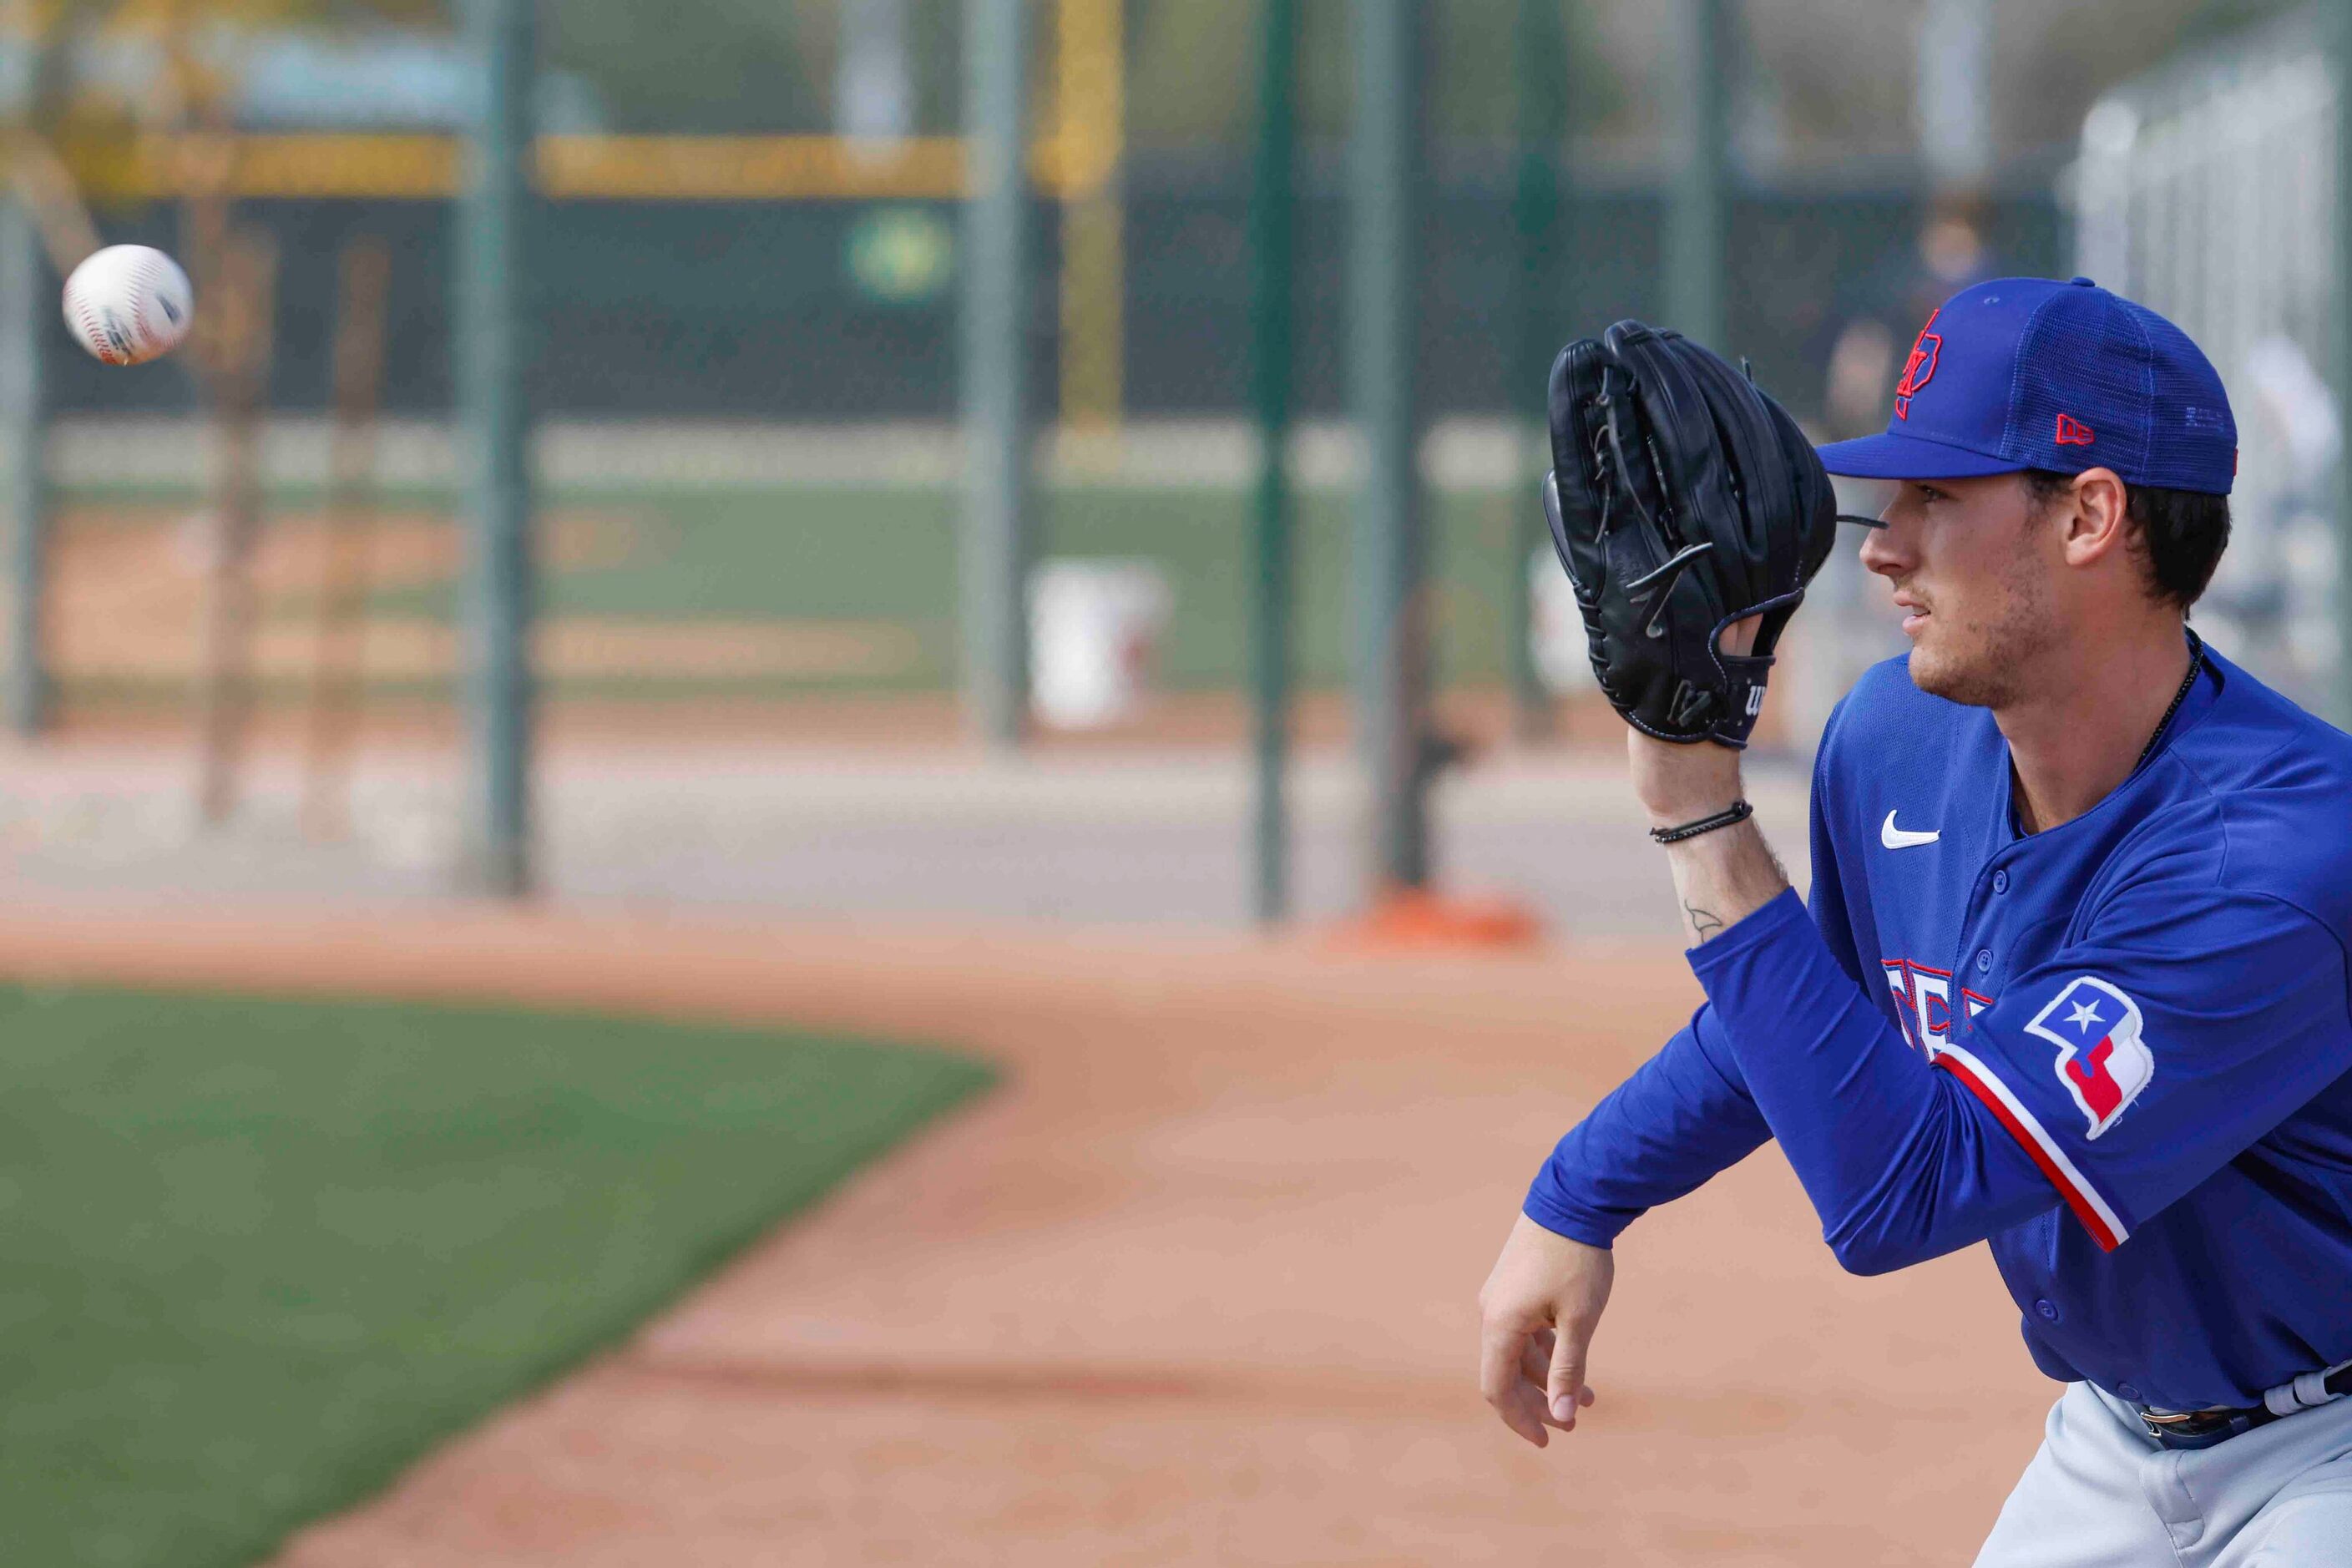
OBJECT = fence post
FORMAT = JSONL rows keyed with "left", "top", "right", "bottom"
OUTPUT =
{"left": 961, "top": 0, "right": 1033, "bottom": 750}
{"left": 1350, "top": 0, "right": 1430, "bottom": 893}
{"left": 456, "top": 0, "right": 537, "bottom": 896}
{"left": 1509, "top": 0, "right": 1569, "bottom": 743}
{"left": 0, "top": 190, "right": 45, "bottom": 739}
{"left": 1249, "top": 0, "right": 1299, "bottom": 923}
{"left": 1055, "top": 0, "right": 1125, "bottom": 437}
{"left": 2336, "top": 0, "right": 2352, "bottom": 728}
{"left": 1667, "top": 0, "right": 1727, "bottom": 352}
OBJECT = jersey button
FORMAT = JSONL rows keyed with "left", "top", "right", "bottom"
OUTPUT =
{"left": 2035, "top": 1298, "right": 2061, "bottom": 1322}
{"left": 1992, "top": 869, "right": 2010, "bottom": 894}
{"left": 1975, "top": 948, "right": 1993, "bottom": 974}
{"left": 2117, "top": 1383, "right": 2142, "bottom": 1403}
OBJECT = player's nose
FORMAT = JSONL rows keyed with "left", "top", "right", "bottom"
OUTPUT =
{"left": 1858, "top": 514, "right": 1911, "bottom": 579}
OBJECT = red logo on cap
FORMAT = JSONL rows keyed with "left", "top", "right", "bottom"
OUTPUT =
{"left": 2056, "top": 413, "right": 2096, "bottom": 446}
{"left": 1894, "top": 309, "right": 1942, "bottom": 421}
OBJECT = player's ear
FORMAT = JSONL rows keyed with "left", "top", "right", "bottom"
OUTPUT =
{"left": 2058, "top": 468, "right": 2130, "bottom": 569}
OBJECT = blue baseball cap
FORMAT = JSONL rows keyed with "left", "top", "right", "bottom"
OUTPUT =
{"left": 1816, "top": 276, "right": 2237, "bottom": 497}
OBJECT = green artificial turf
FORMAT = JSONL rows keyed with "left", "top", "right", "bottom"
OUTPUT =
{"left": 55, "top": 481, "right": 1531, "bottom": 704}
{"left": 520, "top": 482, "right": 1529, "bottom": 694}
{"left": 0, "top": 984, "right": 994, "bottom": 1567}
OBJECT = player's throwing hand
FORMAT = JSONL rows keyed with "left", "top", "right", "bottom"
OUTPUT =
{"left": 1477, "top": 1214, "right": 1611, "bottom": 1447}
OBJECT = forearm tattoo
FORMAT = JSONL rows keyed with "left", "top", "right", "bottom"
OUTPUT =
{"left": 1664, "top": 826, "right": 1788, "bottom": 948}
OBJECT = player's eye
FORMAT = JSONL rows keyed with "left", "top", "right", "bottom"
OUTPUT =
{"left": 1916, "top": 484, "right": 1949, "bottom": 504}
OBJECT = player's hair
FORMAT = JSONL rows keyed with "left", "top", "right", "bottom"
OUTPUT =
{"left": 2022, "top": 469, "right": 2232, "bottom": 609}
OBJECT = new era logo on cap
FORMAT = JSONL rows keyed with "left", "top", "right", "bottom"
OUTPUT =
{"left": 1815, "top": 276, "right": 2236, "bottom": 496}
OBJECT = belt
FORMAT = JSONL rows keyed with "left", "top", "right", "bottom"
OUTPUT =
{"left": 2137, "top": 1363, "right": 2352, "bottom": 1451}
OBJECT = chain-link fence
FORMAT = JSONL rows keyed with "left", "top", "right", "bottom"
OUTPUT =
{"left": 0, "top": 3, "right": 2089, "bottom": 928}
{"left": 2071, "top": 3, "right": 2342, "bottom": 708}
{"left": 38, "top": 180, "right": 2057, "bottom": 732}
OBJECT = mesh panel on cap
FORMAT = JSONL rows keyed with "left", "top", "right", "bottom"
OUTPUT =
{"left": 2004, "top": 290, "right": 2236, "bottom": 494}
{"left": 2006, "top": 291, "right": 2155, "bottom": 481}
{"left": 2131, "top": 302, "right": 2238, "bottom": 493}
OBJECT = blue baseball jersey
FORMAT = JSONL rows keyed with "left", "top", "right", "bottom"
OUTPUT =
{"left": 1525, "top": 645, "right": 2352, "bottom": 1412}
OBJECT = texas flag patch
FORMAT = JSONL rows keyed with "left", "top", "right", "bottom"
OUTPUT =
{"left": 2024, "top": 977, "right": 2155, "bottom": 1139}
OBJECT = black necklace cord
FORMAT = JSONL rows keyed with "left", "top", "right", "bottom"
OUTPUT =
{"left": 2134, "top": 627, "right": 2207, "bottom": 775}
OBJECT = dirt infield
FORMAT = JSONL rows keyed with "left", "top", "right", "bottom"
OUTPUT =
{"left": 0, "top": 908, "right": 2056, "bottom": 1565}
{"left": 41, "top": 504, "right": 920, "bottom": 687}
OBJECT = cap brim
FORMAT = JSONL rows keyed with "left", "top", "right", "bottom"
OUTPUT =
{"left": 1814, "top": 431, "right": 2026, "bottom": 481}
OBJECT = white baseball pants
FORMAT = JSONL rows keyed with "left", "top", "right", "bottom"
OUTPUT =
{"left": 1974, "top": 1380, "right": 2352, "bottom": 1566}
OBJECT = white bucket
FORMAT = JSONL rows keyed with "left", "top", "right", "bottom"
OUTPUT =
{"left": 1028, "top": 559, "right": 1174, "bottom": 730}
{"left": 1530, "top": 550, "right": 1596, "bottom": 694}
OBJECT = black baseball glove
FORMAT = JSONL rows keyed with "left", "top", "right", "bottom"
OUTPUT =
{"left": 1543, "top": 320, "right": 1838, "bottom": 746}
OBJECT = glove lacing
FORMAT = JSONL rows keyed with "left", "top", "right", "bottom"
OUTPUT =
{"left": 1591, "top": 371, "right": 1717, "bottom": 641}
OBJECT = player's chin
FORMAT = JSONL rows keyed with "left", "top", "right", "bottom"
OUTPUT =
{"left": 1909, "top": 643, "right": 1999, "bottom": 708}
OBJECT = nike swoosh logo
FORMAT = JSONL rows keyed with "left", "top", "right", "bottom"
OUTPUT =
{"left": 1882, "top": 810, "right": 1940, "bottom": 850}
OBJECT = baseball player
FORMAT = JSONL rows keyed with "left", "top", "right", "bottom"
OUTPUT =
{"left": 1479, "top": 277, "right": 2352, "bottom": 1565}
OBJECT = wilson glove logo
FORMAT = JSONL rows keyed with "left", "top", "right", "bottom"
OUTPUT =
{"left": 1667, "top": 680, "right": 1716, "bottom": 727}
{"left": 2024, "top": 976, "right": 2155, "bottom": 1139}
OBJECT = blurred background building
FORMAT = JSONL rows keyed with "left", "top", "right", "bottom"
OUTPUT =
{"left": 0, "top": 0, "right": 2259, "bottom": 422}
{"left": 0, "top": 0, "right": 2334, "bottom": 931}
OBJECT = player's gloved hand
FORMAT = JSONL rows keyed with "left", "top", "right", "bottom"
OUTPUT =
{"left": 1544, "top": 320, "right": 1838, "bottom": 746}
{"left": 1477, "top": 1213, "right": 1614, "bottom": 1447}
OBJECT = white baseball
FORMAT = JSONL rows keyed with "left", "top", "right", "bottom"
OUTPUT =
{"left": 63, "top": 245, "right": 195, "bottom": 367}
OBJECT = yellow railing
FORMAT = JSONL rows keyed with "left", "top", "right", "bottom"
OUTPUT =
{"left": 51, "top": 117, "right": 1127, "bottom": 429}
{"left": 53, "top": 132, "right": 1136, "bottom": 203}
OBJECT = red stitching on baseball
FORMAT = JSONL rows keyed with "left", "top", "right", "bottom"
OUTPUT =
{"left": 72, "top": 295, "right": 122, "bottom": 364}
{"left": 126, "top": 260, "right": 154, "bottom": 355}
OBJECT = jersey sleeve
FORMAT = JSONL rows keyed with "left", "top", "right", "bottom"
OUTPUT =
{"left": 1522, "top": 731, "right": 1859, "bottom": 1249}
{"left": 1689, "top": 892, "right": 2061, "bottom": 1272}
{"left": 1523, "top": 1005, "right": 1773, "bottom": 1247}
{"left": 1925, "top": 882, "right": 2352, "bottom": 1251}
